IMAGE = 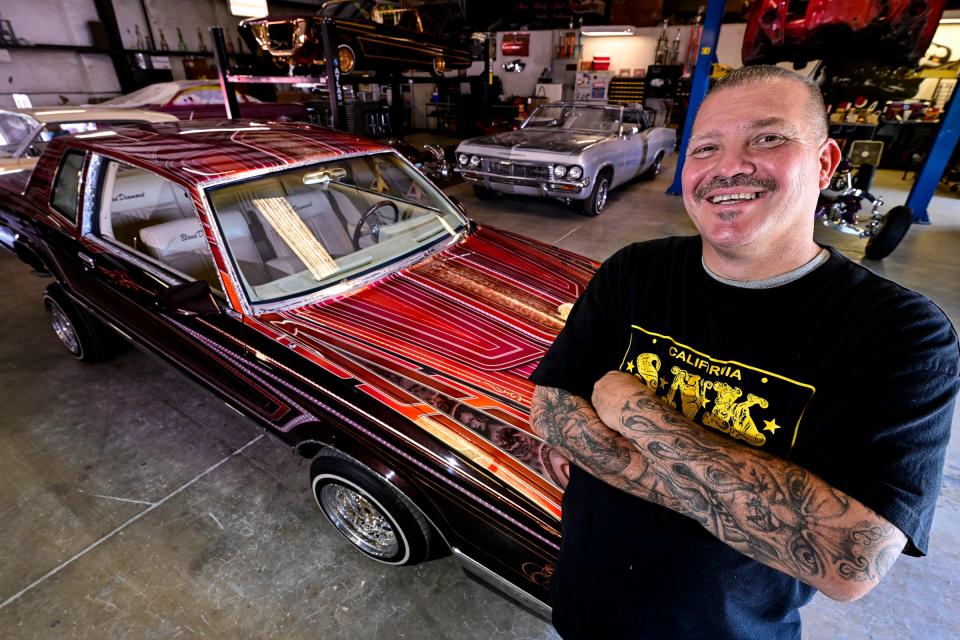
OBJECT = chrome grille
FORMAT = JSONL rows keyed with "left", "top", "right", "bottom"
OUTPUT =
{"left": 482, "top": 159, "right": 550, "bottom": 180}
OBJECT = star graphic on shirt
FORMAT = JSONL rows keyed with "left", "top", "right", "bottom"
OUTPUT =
{"left": 763, "top": 419, "right": 781, "bottom": 434}
{"left": 625, "top": 361, "right": 635, "bottom": 372}
{"left": 659, "top": 378, "right": 668, "bottom": 390}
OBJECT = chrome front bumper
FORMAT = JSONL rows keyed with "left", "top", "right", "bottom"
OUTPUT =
{"left": 457, "top": 168, "right": 590, "bottom": 199}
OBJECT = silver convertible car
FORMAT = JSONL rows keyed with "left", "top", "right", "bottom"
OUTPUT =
{"left": 455, "top": 102, "right": 677, "bottom": 216}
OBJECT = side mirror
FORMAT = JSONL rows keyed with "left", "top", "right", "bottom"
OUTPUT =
{"left": 446, "top": 194, "right": 468, "bottom": 216}
{"left": 159, "top": 280, "right": 221, "bottom": 316}
{"left": 621, "top": 125, "right": 639, "bottom": 137}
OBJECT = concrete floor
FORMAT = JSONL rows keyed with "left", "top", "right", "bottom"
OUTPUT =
{"left": 1, "top": 160, "right": 958, "bottom": 639}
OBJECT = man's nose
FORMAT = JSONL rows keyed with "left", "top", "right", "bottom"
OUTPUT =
{"left": 710, "top": 145, "right": 756, "bottom": 178}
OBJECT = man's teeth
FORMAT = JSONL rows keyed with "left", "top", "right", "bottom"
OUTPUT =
{"left": 708, "top": 192, "right": 761, "bottom": 203}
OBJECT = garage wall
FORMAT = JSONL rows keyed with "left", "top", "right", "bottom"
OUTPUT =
{"left": 0, "top": 0, "right": 115, "bottom": 107}
{"left": 578, "top": 23, "right": 772, "bottom": 75}
{"left": 493, "top": 30, "right": 554, "bottom": 98}
{"left": 0, "top": 0, "right": 262, "bottom": 108}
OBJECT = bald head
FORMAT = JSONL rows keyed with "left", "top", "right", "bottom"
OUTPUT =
{"left": 703, "top": 65, "right": 828, "bottom": 141}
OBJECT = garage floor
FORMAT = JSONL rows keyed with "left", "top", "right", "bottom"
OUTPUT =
{"left": 1, "top": 161, "right": 958, "bottom": 639}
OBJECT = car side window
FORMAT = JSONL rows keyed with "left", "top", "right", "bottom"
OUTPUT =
{"left": 623, "top": 110, "right": 642, "bottom": 131}
{"left": 50, "top": 150, "right": 86, "bottom": 223}
{"left": 96, "top": 160, "right": 221, "bottom": 290}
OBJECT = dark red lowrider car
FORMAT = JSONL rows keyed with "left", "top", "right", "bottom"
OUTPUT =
{"left": 0, "top": 120, "right": 595, "bottom": 616}
{"left": 742, "top": 0, "right": 946, "bottom": 66}
{"left": 240, "top": 0, "right": 473, "bottom": 77}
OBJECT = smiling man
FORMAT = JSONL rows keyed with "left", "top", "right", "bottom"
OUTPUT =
{"left": 529, "top": 65, "right": 959, "bottom": 639}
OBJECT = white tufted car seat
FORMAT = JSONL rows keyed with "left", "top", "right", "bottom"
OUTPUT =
{"left": 138, "top": 217, "right": 219, "bottom": 286}
{"left": 216, "top": 211, "right": 271, "bottom": 285}
{"left": 102, "top": 167, "right": 195, "bottom": 248}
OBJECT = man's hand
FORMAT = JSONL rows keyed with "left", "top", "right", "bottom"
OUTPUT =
{"left": 592, "top": 370, "right": 656, "bottom": 429}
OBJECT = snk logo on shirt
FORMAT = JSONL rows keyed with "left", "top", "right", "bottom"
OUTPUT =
{"left": 620, "top": 325, "right": 816, "bottom": 457}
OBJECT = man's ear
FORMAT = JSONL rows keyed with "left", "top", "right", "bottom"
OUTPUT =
{"left": 819, "top": 138, "right": 843, "bottom": 190}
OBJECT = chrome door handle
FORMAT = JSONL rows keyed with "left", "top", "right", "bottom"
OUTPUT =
{"left": 78, "top": 253, "right": 95, "bottom": 269}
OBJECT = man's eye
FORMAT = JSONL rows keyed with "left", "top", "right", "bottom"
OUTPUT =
{"left": 690, "top": 145, "right": 717, "bottom": 157}
{"left": 756, "top": 134, "right": 785, "bottom": 146}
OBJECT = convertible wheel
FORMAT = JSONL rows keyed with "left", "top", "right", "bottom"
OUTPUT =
{"left": 43, "top": 284, "right": 117, "bottom": 363}
{"left": 864, "top": 205, "right": 912, "bottom": 260}
{"left": 639, "top": 151, "right": 664, "bottom": 181}
{"left": 310, "top": 449, "right": 440, "bottom": 565}
{"left": 581, "top": 170, "right": 611, "bottom": 216}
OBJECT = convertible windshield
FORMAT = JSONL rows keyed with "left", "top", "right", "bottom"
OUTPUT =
{"left": 523, "top": 105, "right": 622, "bottom": 134}
{"left": 207, "top": 152, "right": 467, "bottom": 305}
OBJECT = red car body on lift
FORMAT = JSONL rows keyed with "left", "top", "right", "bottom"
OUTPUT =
{"left": 742, "top": 0, "right": 947, "bottom": 66}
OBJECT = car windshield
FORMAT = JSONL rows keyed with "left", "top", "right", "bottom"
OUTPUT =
{"left": 207, "top": 151, "right": 467, "bottom": 306}
{"left": 523, "top": 105, "right": 621, "bottom": 133}
{"left": 0, "top": 112, "right": 38, "bottom": 158}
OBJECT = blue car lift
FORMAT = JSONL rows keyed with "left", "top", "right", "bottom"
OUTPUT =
{"left": 667, "top": 0, "right": 724, "bottom": 196}
{"left": 905, "top": 82, "right": 960, "bottom": 224}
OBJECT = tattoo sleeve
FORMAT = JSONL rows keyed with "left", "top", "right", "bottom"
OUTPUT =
{"left": 530, "top": 380, "right": 907, "bottom": 602}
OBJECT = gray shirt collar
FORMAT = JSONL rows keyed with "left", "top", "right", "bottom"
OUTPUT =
{"left": 702, "top": 248, "right": 831, "bottom": 289}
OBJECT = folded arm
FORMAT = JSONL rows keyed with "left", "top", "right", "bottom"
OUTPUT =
{"left": 530, "top": 373, "right": 907, "bottom": 602}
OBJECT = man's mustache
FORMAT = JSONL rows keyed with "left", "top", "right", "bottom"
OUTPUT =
{"left": 693, "top": 176, "right": 778, "bottom": 204}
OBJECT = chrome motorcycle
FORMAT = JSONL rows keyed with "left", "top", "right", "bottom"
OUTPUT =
{"left": 816, "top": 161, "right": 912, "bottom": 260}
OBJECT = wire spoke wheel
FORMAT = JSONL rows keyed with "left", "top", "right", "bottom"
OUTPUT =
{"left": 319, "top": 483, "right": 399, "bottom": 558}
{"left": 48, "top": 301, "right": 81, "bottom": 356}
{"left": 310, "top": 449, "right": 441, "bottom": 565}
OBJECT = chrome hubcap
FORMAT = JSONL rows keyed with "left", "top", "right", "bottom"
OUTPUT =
{"left": 597, "top": 180, "right": 609, "bottom": 211}
{"left": 319, "top": 483, "right": 398, "bottom": 558}
{"left": 49, "top": 303, "right": 81, "bottom": 356}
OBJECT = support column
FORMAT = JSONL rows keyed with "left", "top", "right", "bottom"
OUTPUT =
{"left": 666, "top": 0, "right": 724, "bottom": 196}
{"left": 905, "top": 88, "right": 960, "bottom": 223}
{"left": 319, "top": 19, "right": 347, "bottom": 131}
{"left": 211, "top": 26, "right": 240, "bottom": 120}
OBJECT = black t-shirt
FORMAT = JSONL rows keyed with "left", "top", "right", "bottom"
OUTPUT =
{"left": 530, "top": 236, "right": 959, "bottom": 640}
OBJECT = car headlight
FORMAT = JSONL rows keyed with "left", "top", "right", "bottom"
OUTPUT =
{"left": 458, "top": 153, "right": 469, "bottom": 165}
{"left": 568, "top": 165, "right": 583, "bottom": 179}
{"left": 553, "top": 165, "right": 567, "bottom": 178}
{"left": 469, "top": 155, "right": 481, "bottom": 167}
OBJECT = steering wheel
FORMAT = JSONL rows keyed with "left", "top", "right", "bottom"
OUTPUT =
{"left": 353, "top": 200, "right": 400, "bottom": 250}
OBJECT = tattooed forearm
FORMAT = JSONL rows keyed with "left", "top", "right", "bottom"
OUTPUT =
{"left": 530, "top": 386, "right": 683, "bottom": 508}
{"left": 583, "top": 371, "right": 906, "bottom": 602}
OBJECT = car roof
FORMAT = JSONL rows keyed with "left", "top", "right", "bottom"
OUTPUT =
{"left": 99, "top": 80, "right": 225, "bottom": 107}
{"left": 64, "top": 119, "right": 392, "bottom": 187}
{"left": 12, "top": 106, "right": 179, "bottom": 124}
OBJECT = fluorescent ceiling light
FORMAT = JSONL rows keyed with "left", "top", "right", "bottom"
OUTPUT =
{"left": 581, "top": 25, "right": 635, "bottom": 37}
{"left": 229, "top": 0, "right": 267, "bottom": 17}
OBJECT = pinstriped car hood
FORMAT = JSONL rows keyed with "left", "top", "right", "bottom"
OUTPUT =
{"left": 257, "top": 225, "right": 597, "bottom": 495}
{"left": 263, "top": 225, "right": 595, "bottom": 402}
